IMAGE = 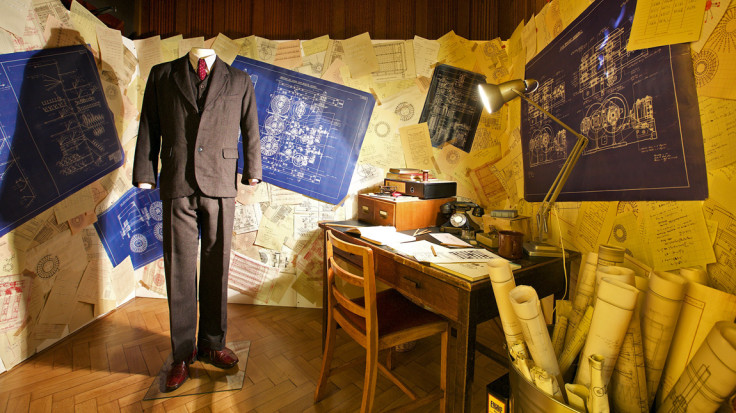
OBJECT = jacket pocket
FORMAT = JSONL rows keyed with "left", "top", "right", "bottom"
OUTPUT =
{"left": 222, "top": 148, "right": 239, "bottom": 159}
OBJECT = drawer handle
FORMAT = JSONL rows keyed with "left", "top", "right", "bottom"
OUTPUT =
{"left": 362, "top": 206, "right": 370, "bottom": 213}
{"left": 404, "top": 277, "right": 420, "bottom": 289}
{"left": 379, "top": 210, "right": 388, "bottom": 218}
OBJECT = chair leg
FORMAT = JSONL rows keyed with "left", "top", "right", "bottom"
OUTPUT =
{"left": 385, "top": 347, "right": 394, "bottom": 370}
{"left": 361, "top": 340, "right": 379, "bottom": 413}
{"left": 314, "top": 314, "right": 337, "bottom": 402}
{"left": 440, "top": 326, "right": 450, "bottom": 413}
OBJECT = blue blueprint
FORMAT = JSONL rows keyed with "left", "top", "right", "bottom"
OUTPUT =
{"left": 0, "top": 45, "right": 124, "bottom": 237}
{"left": 231, "top": 56, "right": 375, "bottom": 205}
{"left": 522, "top": 0, "right": 707, "bottom": 201}
{"left": 95, "top": 187, "right": 163, "bottom": 270}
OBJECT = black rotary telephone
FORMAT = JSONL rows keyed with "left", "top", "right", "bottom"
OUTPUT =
{"left": 439, "top": 201, "right": 485, "bottom": 240}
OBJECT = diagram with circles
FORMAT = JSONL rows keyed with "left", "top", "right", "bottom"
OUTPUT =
{"left": 232, "top": 56, "right": 375, "bottom": 205}
{"left": 0, "top": 45, "right": 124, "bottom": 238}
{"left": 95, "top": 186, "right": 164, "bottom": 270}
{"left": 522, "top": 0, "right": 707, "bottom": 202}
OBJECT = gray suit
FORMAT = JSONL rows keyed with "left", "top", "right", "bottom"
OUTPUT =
{"left": 133, "top": 55, "right": 261, "bottom": 361}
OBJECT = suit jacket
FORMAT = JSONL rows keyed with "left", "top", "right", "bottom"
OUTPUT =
{"left": 132, "top": 55, "right": 262, "bottom": 199}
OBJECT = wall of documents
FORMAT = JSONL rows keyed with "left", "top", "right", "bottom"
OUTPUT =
{"left": 0, "top": 0, "right": 734, "bottom": 377}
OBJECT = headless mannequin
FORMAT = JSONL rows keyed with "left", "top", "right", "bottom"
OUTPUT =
{"left": 137, "top": 47, "right": 259, "bottom": 189}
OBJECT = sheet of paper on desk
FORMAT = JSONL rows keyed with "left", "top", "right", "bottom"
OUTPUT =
{"left": 415, "top": 248, "right": 503, "bottom": 263}
{"left": 429, "top": 233, "right": 472, "bottom": 247}
{"left": 432, "top": 261, "right": 520, "bottom": 281}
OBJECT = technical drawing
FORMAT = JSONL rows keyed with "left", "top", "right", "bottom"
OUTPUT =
{"left": 95, "top": 186, "right": 164, "bottom": 270}
{"left": 692, "top": 49, "right": 719, "bottom": 88}
{"left": 232, "top": 56, "right": 374, "bottom": 205}
{"left": 705, "top": 7, "right": 736, "bottom": 52}
{"left": 522, "top": 0, "right": 707, "bottom": 201}
{"left": 0, "top": 45, "right": 123, "bottom": 238}
{"left": 420, "top": 64, "right": 486, "bottom": 153}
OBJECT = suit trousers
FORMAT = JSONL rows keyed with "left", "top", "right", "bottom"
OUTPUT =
{"left": 162, "top": 191, "right": 235, "bottom": 361}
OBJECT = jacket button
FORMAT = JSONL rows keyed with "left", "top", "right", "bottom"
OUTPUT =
{"left": 198, "top": 146, "right": 203, "bottom": 152}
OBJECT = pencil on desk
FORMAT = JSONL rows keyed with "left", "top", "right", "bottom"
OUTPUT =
{"left": 431, "top": 245, "right": 437, "bottom": 257}
{"left": 414, "top": 229, "right": 431, "bottom": 236}
{"left": 441, "top": 243, "right": 469, "bottom": 248}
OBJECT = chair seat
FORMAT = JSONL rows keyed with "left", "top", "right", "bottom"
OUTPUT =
{"left": 338, "top": 289, "right": 445, "bottom": 337}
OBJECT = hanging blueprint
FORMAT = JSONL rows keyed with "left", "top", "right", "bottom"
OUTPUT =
{"left": 0, "top": 45, "right": 124, "bottom": 237}
{"left": 95, "top": 186, "right": 163, "bottom": 270}
{"left": 522, "top": 0, "right": 707, "bottom": 201}
{"left": 231, "top": 56, "right": 375, "bottom": 205}
{"left": 419, "top": 64, "right": 486, "bottom": 152}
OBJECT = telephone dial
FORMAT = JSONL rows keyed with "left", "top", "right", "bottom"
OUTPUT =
{"left": 439, "top": 201, "right": 485, "bottom": 240}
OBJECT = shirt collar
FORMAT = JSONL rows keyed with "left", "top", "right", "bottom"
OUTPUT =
{"left": 188, "top": 51, "right": 216, "bottom": 73}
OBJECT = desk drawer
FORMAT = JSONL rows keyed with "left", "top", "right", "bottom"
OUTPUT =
{"left": 395, "top": 265, "right": 459, "bottom": 321}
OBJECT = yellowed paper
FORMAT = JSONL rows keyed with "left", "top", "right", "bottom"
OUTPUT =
{"left": 357, "top": 107, "right": 404, "bottom": 170}
{"left": 159, "top": 34, "right": 182, "bottom": 62}
{"left": 379, "top": 86, "right": 425, "bottom": 128}
{"left": 436, "top": 30, "right": 476, "bottom": 71}
{"left": 691, "top": 0, "right": 732, "bottom": 52}
{"left": 559, "top": 0, "right": 593, "bottom": 28}
{"left": 566, "top": 252, "right": 598, "bottom": 346}
{"left": 644, "top": 201, "right": 716, "bottom": 270}
{"left": 699, "top": 96, "right": 736, "bottom": 170}
{"left": 133, "top": 35, "right": 162, "bottom": 81}
{"left": 658, "top": 321, "right": 736, "bottom": 412}
{"left": 254, "top": 36, "right": 277, "bottom": 63}
{"left": 572, "top": 202, "right": 617, "bottom": 255}
{"left": 25, "top": 230, "right": 87, "bottom": 296}
{"left": 340, "top": 32, "right": 378, "bottom": 79}
{"left": 399, "top": 123, "right": 434, "bottom": 171}
{"left": 54, "top": 186, "right": 94, "bottom": 225}
{"left": 210, "top": 33, "right": 239, "bottom": 65}
{"left": 565, "top": 384, "right": 589, "bottom": 412}
{"left": 575, "top": 277, "right": 639, "bottom": 387}
{"left": 413, "top": 35, "right": 439, "bottom": 78}
{"left": 70, "top": 0, "right": 105, "bottom": 51}
{"left": 703, "top": 199, "right": 736, "bottom": 294}
{"left": 96, "top": 25, "right": 125, "bottom": 78}
{"left": 627, "top": 0, "right": 706, "bottom": 50}
{"left": 531, "top": 366, "right": 564, "bottom": 402}
{"left": 690, "top": 0, "right": 736, "bottom": 99}
{"left": 302, "top": 34, "right": 329, "bottom": 56}
{"left": 535, "top": 5, "right": 551, "bottom": 54}
{"left": 321, "top": 57, "right": 344, "bottom": 85}
{"left": 255, "top": 205, "right": 293, "bottom": 251}
{"left": 559, "top": 305, "right": 594, "bottom": 376}
{"left": 43, "top": 14, "right": 83, "bottom": 49}
{"left": 0, "top": 0, "right": 32, "bottom": 38}
{"left": 371, "top": 40, "right": 415, "bottom": 82}
{"left": 522, "top": 15, "right": 538, "bottom": 62}
{"left": 488, "top": 259, "right": 524, "bottom": 349}
{"left": 178, "top": 36, "right": 204, "bottom": 58}
{"left": 657, "top": 281, "right": 736, "bottom": 405}
{"left": 273, "top": 39, "right": 302, "bottom": 69}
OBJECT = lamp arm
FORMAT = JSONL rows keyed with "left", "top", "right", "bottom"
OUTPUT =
{"left": 511, "top": 89, "right": 589, "bottom": 240}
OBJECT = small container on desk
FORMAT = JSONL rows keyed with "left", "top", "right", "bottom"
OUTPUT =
{"left": 357, "top": 194, "right": 455, "bottom": 231}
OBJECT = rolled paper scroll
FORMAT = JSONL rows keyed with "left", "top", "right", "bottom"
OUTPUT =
{"left": 509, "top": 285, "right": 562, "bottom": 384}
{"left": 678, "top": 266, "right": 708, "bottom": 286}
{"left": 657, "top": 321, "right": 736, "bottom": 413}
{"left": 565, "top": 252, "right": 598, "bottom": 348}
{"left": 641, "top": 270, "right": 687, "bottom": 408}
{"left": 575, "top": 278, "right": 639, "bottom": 387}
{"left": 565, "top": 384, "right": 589, "bottom": 412}
{"left": 531, "top": 366, "right": 564, "bottom": 402}
{"left": 559, "top": 305, "right": 594, "bottom": 376}
{"left": 488, "top": 258, "right": 524, "bottom": 349}
{"left": 588, "top": 354, "right": 610, "bottom": 413}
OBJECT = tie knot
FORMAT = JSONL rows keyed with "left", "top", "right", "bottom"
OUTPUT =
{"left": 197, "top": 58, "right": 207, "bottom": 81}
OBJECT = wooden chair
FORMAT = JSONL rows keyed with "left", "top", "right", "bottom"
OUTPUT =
{"left": 314, "top": 230, "right": 450, "bottom": 412}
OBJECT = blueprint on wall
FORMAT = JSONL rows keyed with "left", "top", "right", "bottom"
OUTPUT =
{"left": 231, "top": 56, "right": 375, "bottom": 205}
{"left": 0, "top": 45, "right": 124, "bottom": 237}
{"left": 95, "top": 186, "right": 163, "bottom": 270}
{"left": 522, "top": 0, "right": 707, "bottom": 202}
{"left": 419, "top": 64, "right": 486, "bottom": 153}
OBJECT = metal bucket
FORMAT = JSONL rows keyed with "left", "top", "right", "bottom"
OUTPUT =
{"left": 508, "top": 359, "right": 582, "bottom": 413}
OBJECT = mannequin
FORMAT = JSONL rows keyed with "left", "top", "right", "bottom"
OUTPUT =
{"left": 133, "top": 45, "right": 262, "bottom": 391}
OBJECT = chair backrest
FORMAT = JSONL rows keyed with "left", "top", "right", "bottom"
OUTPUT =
{"left": 325, "top": 230, "right": 378, "bottom": 339}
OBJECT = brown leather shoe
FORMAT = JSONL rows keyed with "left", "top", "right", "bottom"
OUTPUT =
{"left": 197, "top": 346, "right": 239, "bottom": 369}
{"left": 164, "top": 351, "right": 196, "bottom": 392}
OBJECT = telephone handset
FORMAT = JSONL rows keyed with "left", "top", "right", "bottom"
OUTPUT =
{"left": 439, "top": 201, "right": 484, "bottom": 240}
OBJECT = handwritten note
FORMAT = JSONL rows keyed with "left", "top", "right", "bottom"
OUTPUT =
{"left": 644, "top": 201, "right": 716, "bottom": 270}
{"left": 627, "top": 0, "right": 707, "bottom": 50}
{"left": 399, "top": 123, "right": 434, "bottom": 171}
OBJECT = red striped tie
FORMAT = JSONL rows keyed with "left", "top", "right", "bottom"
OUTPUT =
{"left": 197, "top": 58, "right": 207, "bottom": 80}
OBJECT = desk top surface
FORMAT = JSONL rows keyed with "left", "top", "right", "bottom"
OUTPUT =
{"left": 319, "top": 220, "right": 575, "bottom": 291}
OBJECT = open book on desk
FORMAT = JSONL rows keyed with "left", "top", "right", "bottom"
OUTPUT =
{"left": 334, "top": 225, "right": 416, "bottom": 246}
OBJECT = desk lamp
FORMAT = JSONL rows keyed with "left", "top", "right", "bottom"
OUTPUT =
{"left": 478, "top": 79, "right": 589, "bottom": 257}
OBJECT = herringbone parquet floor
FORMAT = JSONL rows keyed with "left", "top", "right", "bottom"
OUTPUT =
{"left": 0, "top": 298, "right": 508, "bottom": 412}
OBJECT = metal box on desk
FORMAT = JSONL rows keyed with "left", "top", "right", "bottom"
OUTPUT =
{"left": 357, "top": 194, "right": 455, "bottom": 231}
{"left": 383, "top": 179, "right": 457, "bottom": 199}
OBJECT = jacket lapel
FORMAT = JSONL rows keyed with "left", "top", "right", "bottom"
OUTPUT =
{"left": 172, "top": 56, "right": 197, "bottom": 110}
{"left": 201, "top": 56, "right": 229, "bottom": 111}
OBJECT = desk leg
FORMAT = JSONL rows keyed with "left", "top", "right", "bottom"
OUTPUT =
{"left": 453, "top": 320, "right": 477, "bottom": 413}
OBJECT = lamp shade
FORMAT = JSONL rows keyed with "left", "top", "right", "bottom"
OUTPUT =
{"left": 478, "top": 79, "right": 539, "bottom": 113}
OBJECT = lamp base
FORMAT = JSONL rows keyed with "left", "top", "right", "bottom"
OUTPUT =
{"left": 523, "top": 241, "right": 568, "bottom": 258}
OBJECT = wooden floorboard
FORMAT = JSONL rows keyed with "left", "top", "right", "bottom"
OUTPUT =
{"left": 0, "top": 297, "right": 508, "bottom": 412}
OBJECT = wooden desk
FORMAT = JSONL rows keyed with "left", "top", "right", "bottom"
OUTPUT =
{"left": 318, "top": 221, "right": 572, "bottom": 413}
